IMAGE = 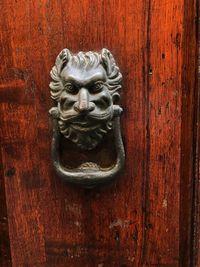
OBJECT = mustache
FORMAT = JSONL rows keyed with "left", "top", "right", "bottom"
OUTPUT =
{"left": 59, "top": 108, "right": 113, "bottom": 122}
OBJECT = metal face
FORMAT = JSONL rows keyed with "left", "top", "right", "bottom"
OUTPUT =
{"left": 49, "top": 49, "right": 122, "bottom": 150}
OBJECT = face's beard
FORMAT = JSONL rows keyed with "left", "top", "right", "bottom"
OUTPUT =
{"left": 58, "top": 116, "right": 113, "bottom": 150}
{"left": 57, "top": 105, "right": 114, "bottom": 149}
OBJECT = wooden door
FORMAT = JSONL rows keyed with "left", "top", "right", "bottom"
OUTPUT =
{"left": 0, "top": 1, "right": 199, "bottom": 266}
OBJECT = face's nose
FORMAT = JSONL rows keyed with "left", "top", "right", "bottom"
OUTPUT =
{"left": 74, "top": 88, "right": 94, "bottom": 113}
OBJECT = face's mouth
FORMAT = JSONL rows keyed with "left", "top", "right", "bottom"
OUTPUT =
{"left": 60, "top": 110, "right": 113, "bottom": 132}
{"left": 70, "top": 120, "right": 100, "bottom": 132}
{"left": 59, "top": 107, "right": 113, "bottom": 122}
{"left": 67, "top": 115, "right": 99, "bottom": 131}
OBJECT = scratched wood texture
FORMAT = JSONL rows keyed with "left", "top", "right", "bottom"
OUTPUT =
{"left": 0, "top": 0, "right": 198, "bottom": 266}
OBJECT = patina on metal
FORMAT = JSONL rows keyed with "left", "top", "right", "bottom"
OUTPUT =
{"left": 49, "top": 48, "right": 125, "bottom": 187}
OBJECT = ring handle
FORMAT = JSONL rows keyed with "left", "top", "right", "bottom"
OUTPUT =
{"left": 49, "top": 48, "right": 125, "bottom": 187}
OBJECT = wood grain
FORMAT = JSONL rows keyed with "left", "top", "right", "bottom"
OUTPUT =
{"left": 0, "top": 0, "right": 198, "bottom": 266}
{"left": 180, "top": 0, "right": 198, "bottom": 266}
{"left": 192, "top": 1, "right": 200, "bottom": 265}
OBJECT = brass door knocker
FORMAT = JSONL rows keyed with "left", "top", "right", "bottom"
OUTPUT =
{"left": 49, "top": 48, "right": 125, "bottom": 187}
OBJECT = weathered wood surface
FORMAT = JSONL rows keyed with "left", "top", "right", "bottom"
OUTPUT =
{"left": 193, "top": 2, "right": 200, "bottom": 266}
{"left": 0, "top": 0, "right": 198, "bottom": 266}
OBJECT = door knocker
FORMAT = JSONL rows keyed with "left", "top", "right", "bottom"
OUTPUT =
{"left": 49, "top": 48, "right": 125, "bottom": 187}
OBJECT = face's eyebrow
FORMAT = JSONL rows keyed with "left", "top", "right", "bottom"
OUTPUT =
{"left": 63, "top": 72, "right": 106, "bottom": 87}
{"left": 63, "top": 77, "right": 81, "bottom": 86}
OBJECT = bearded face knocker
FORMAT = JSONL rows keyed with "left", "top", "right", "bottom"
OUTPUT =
{"left": 49, "top": 48, "right": 125, "bottom": 187}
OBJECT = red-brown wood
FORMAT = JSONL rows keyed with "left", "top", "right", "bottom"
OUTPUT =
{"left": 180, "top": 0, "right": 198, "bottom": 266}
{"left": 193, "top": 2, "right": 200, "bottom": 265}
{"left": 0, "top": 0, "right": 198, "bottom": 266}
{"left": 0, "top": 153, "right": 11, "bottom": 267}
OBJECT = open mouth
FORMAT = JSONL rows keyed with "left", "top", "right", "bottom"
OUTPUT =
{"left": 70, "top": 121, "right": 100, "bottom": 132}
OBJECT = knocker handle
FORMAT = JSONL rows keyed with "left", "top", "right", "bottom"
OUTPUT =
{"left": 52, "top": 116, "right": 125, "bottom": 188}
{"left": 49, "top": 48, "right": 125, "bottom": 187}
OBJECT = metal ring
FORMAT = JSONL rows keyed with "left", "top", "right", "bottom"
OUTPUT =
{"left": 52, "top": 116, "right": 125, "bottom": 188}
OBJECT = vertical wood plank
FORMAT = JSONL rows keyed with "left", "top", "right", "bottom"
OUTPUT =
{"left": 143, "top": 1, "right": 183, "bottom": 265}
{"left": 0, "top": 154, "right": 11, "bottom": 267}
{"left": 193, "top": 0, "right": 200, "bottom": 265}
{"left": 180, "top": 0, "right": 197, "bottom": 266}
{"left": 0, "top": 1, "right": 47, "bottom": 266}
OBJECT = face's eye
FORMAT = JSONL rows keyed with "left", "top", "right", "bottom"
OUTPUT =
{"left": 64, "top": 83, "right": 77, "bottom": 94}
{"left": 92, "top": 82, "right": 104, "bottom": 93}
